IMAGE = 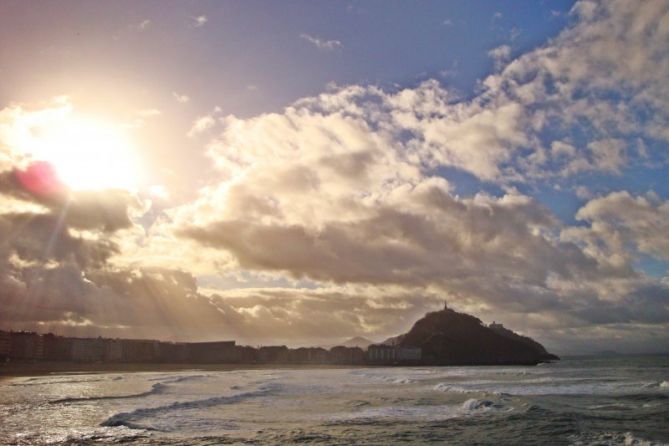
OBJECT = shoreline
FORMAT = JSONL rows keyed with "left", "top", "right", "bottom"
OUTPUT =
{"left": 0, "top": 359, "right": 560, "bottom": 382}
{"left": 0, "top": 361, "right": 362, "bottom": 381}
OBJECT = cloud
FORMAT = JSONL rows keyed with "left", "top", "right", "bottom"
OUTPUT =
{"left": 192, "top": 15, "right": 208, "bottom": 28}
{"left": 172, "top": 92, "right": 190, "bottom": 103}
{"left": 138, "top": 19, "right": 151, "bottom": 31}
{"left": 136, "top": 108, "right": 161, "bottom": 118}
{"left": 171, "top": 91, "right": 649, "bottom": 340}
{"left": 129, "top": 108, "right": 162, "bottom": 128}
{"left": 564, "top": 191, "right": 669, "bottom": 262}
{"left": 187, "top": 106, "right": 223, "bottom": 138}
{"left": 188, "top": 116, "right": 216, "bottom": 137}
{"left": 1, "top": 1, "right": 669, "bottom": 352}
{"left": 157, "top": 0, "right": 669, "bottom": 351}
{"left": 300, "top": 33, "right": 343, "bottom": 51}
{"left": 180, "top": 189, "right": 597, "bottom": 290}
{"left": 488, "top": 44, "right": 511, "bottom": 70}
{"left": 149, "top": 184, "right": 170, "bottom": 201}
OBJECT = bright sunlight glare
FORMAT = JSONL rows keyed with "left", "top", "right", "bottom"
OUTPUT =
{"left": 15, "top": 109, "right": 141, "bottom": 192}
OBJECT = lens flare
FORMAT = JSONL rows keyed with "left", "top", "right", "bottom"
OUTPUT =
{"left": 15, "top": 161, "right": 65, "bottom": 196}
{"left": 14, "top": 111, "right": 141, "bottom": 192}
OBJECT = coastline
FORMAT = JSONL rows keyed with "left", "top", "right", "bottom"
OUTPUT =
{"left": 0, "top": 361, "right": 361, "bottom": 382}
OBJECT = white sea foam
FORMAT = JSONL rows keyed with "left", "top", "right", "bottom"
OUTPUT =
{"left": 148, "top": 374, "right": 209, "bottom": 384}
{"left": 461, "top": 398, "right": 506, "bottom": 413}
{"left": 11, "top": 375, "right": 122, "bottom": 386}
{"left": 639, "top": 380, "right": 669, "bottom": 391}
{"left": 586, "top": 402, "right": 631, "bottom": 410}
{"left": 440, "top": 379, "right": 656, "bottom": 396}
{"left": 51, "top": 382, "right": 168, "bottom": 404}
{"left": 384, "top": 376, "right": 413, "bottom": 384}
{"left": 569, "top": 431, "right": 668, "bottom": 446}
{"left": 433, "top": 381, "right": 511, "bottom": 396}
{"left": 358, "top": 373, "right": 415, "bottom": 384}
{"left": 11, "top": 426, "right": 148, "bottom": 444}
{"left": 100, "top": 382, "right": 282, "bottom": 431}
{"left": 330, "top": 399, "right": 508, "bottom": 423}
{"left": 433, "top": 383, "right": 476, "bottom": 394}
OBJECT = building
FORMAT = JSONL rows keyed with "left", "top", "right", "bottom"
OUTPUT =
{"left": 489, "top": 321, "right": 505, "bottom": 331}
{"left": 71, "top": 338, "right": 104, "bottom": 362}
{"left": 42, "top": 333, "right": 73, "bottom": 361}
{"left": 289, "top": 347, "right": 329, "bottom": 363}
{"left": 235, "top": 345, "right": 258, "bottom": 363}
{"left": 159, "top": 342, "right": 190, "bottom": 363}
{"left": 120, "top": 339, "right": 161, "bottom": 362}
{"left": 0, "top": 331, "right": 10, "bottom": 360}
{"left": 258, "top": 345, "right": 289, "bottom": 363}
{"left": 367, "top": 344, "right": 422, "bottom": 363}
{"left": 330, "top": 346, "right": 365, "bottom": 364}
{"left": 367, "top": 344, "right": 397, "bottom": 362}
{"left": 9, "top": 332, "right": 44, "bottom": 360}
{"left": 103, "top": 339, "right": 124, "bottom": 362}
{"left": 186, "top": 341, "right": 237, "bottom": 363}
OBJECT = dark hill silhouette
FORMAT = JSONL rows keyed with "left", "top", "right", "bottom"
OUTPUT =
{"left": 391, "top": 305, "right": 558, "bottom": 365}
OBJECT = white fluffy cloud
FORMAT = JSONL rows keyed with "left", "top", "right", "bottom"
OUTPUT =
{"left": 565, "top": 191, "right": 669, "bottom": 263}
{"left": 300, "top": 33, "right": 343, "bottom": 51}
{"left": 163, "top": 0, "right": 669, "bottom": 350}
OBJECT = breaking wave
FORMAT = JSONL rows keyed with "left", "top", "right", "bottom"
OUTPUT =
{"left": 12, "top": 376, "right": 123, "bottom": 387}
{"left": 433, "top": 382, "right": 496, "bottom": 395}
{"left": 100, "top": 382, "right": 282, "bottom": 430}
{"left": 460, "top": 398, "right": 508, "bottom": 413}
{"left": 329, "top": 399, "right": 509, "bottom": 424}
{"left": 569, "top": 431, "right": 669, "bottom": 446}
{"left": 147, "top": 374, "right": 209, "bottom": 384}
{"left": 352, "top": 372, "right": 414, "bottom": 384}
{"left": 50, "top": 382, "right": 168, "bottom": 404}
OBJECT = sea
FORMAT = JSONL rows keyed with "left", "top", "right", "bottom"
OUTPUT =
{"left": 1, "top": 355, "right": 668, "bottom": 445}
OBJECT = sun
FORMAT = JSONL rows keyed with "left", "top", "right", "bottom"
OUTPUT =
{"left": 16, "top": 111, "right": 141, "bottom": 192}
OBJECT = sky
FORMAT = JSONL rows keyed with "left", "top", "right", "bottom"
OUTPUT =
{"left": 0, "top": 0, "right": 668, "bottom": 354}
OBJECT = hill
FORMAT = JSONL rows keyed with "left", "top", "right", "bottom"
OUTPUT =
{"left": 338, "top": 336, "right": 375, "bottom": 350}
{"left": 391, "top": 305, "right": 558, "bottom": 365}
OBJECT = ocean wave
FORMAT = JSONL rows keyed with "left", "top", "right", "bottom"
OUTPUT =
{"left": 640, "top": 380, "right": 669, "bottom": 392}
{"left": 329, "top": 404, "right": 460, "bottom": 423}
{"left": 569, "top": 431, "right": 668, "bottom": 446}
{"left": 433, "top": 383, "right": 475, "bottom": 394}
{"left": 10, "top": 426, "right": 151, "bottom": 444}
{"left": 11, "top": 376, "right": 122, "bottom": 387}
{"left": 433, "top": 382, "right": 501, "bottom": 395}
{"left": 147, "top": 374, "right": 209, "bottom": 384}
{"left": 50, "top": 382, "right": 168, "bottom": 404}
{"left": 357, "top": 373, "right": 414, "bottom": 384}
{"left": 439, "top": 380, "right": 666, "bottom": 396}
{"left": 460, "top": 398, "right": 508, "bottom": 413}
{"left": 382, "top": 377, "right": 413, "bottom": 384}
{"left": 586, "top": 402, "right": 633, "bottom": 411}
{"left": 329, "top": 399, "right": 509, "bottom": 424}
{"left": 100, "top": 382, "right": 282, "bottom": 431}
